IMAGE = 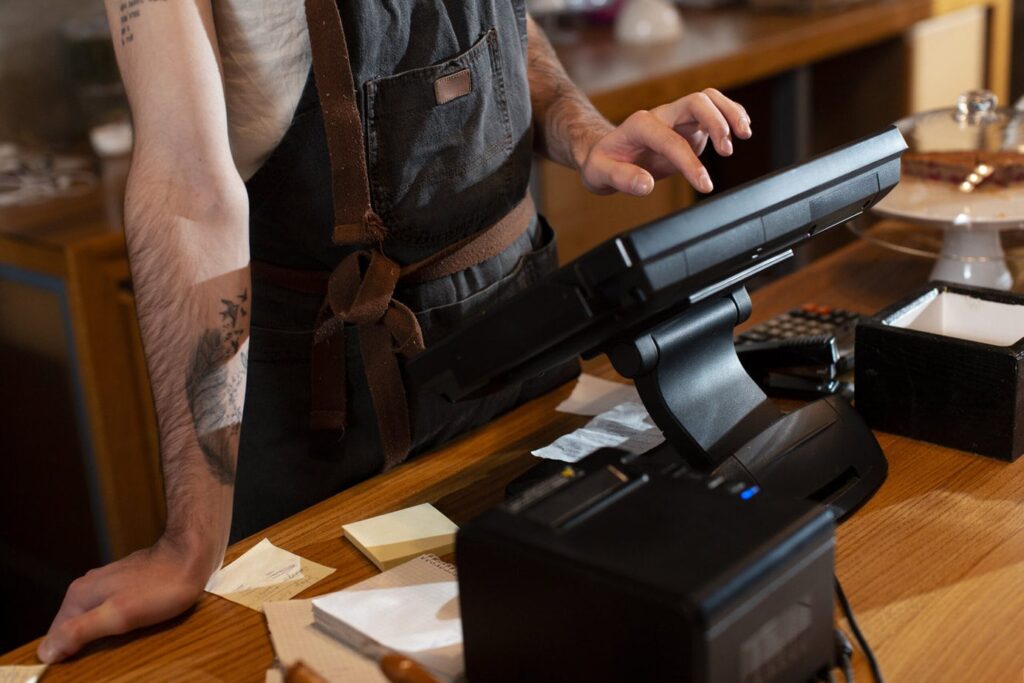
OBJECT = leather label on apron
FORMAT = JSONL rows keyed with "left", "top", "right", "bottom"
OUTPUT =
{"left": 434, "top": 69, "right": 472, "bottom": 105}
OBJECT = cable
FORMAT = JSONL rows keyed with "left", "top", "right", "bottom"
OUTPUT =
{"left": 835, "top": 576, "right": 884, "bottom": 683}
{"left": 834, "top": 628, "right": 854, "bottom": 682}
{"left": 841, "top": 652, "right": 855, "bottom": 683}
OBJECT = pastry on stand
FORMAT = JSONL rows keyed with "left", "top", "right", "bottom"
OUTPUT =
{"left": 869, "top": 90, "right": 1024, "bottom": 290}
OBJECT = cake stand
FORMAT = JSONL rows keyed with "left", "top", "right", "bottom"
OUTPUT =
{"left": 870, "top": 90, "right": 1024, "bottom": 290}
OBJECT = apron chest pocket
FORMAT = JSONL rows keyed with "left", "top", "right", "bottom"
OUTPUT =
{"left": 364, "top": 29, "right": 517, "bottom": 247}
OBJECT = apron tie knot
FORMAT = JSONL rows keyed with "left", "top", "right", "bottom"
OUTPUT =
{"left": 312, "top": 249, "right": 424, "bottom": 469}
{"left": 257, "top": 195, "right": 535, "bottom": 471}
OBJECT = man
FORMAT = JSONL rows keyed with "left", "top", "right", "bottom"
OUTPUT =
{"left": 39, "top": 0, "right": 751, "bottom": 663}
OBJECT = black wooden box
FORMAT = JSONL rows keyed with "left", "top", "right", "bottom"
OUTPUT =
{"left": 856, "top": 282, "right": 1024, "bottom": 462}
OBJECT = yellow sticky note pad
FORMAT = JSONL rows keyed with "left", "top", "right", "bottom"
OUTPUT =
{"left": 342, "top": 503, "right": 458, "bottom": 571}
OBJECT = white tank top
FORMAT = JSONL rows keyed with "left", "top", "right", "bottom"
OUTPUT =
{"left": 213, "top": 0, "right": 311, "bottom": 180}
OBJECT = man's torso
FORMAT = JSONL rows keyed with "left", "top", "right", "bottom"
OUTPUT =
{"left": 213, "top": 0, "right": 310, "bottom": 181}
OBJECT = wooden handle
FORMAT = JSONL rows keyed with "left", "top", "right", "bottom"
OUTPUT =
{"left": 379, "top": 653, "right": 441, "bottom": 683}
{"left": 284, "top": 661, "right": 329, "bottom": 683}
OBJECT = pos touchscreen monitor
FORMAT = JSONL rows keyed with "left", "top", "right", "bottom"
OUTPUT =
{"left": 407, "top": 126, "right": 907, "bottom": 519}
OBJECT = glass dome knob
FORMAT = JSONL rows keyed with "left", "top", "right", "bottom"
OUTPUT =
{"left": 954, "top": 90, "right": 999, "bottom": 123}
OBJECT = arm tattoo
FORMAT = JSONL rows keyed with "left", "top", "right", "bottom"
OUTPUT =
{"left": 527, "top": 19, "right": 614, "bottom": 169}
{"left": 185, "top": 290, "right": 249, "bottom": 485}
{"left": 118, "top": 0, "right": 167, "bottom": 46}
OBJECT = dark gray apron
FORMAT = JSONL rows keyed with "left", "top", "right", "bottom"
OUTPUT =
{"left": 232, "top": 0, "right": 577, "bottom": 541}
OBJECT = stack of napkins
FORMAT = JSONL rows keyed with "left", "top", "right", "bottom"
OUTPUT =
{"left": 342, "top": 503, "right": 457, "bottom": 570}
{"left": 264, "top": 599, "right": 388, "bottom": 683}
{"left": 311, "top": 554, "right": 462, "bottom": 682}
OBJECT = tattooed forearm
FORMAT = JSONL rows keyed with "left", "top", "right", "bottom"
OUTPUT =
{"left": 118, "top": 0, "right": 167, "bottom": 46}
{"left": 185, "top": 290, "right": 249, "bottom": 485}
{"left": 105, "top": 0, "right": 251, "bottom": 548}
{"left": 526, "top": 17, "right": 614, "bottom": 169}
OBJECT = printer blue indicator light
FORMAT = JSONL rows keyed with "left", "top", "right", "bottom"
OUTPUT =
{"left": 740, "top": 486, "right": 761, "bottom": 500}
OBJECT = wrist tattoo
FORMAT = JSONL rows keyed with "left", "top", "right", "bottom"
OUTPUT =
{"left": 118, "top": 0, "right": 167, "bottom": 46}
{"left": 185, "top": 290, "right": 249, "bottom": 485}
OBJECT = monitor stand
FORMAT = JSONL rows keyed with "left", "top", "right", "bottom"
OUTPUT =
{"left": 603, "top": 287, "right": 887, "bottom": 521}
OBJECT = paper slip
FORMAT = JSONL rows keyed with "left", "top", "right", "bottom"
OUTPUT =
{"left": 342, "top": 503, "right": 458, "bottom": 571}
{"left": 205, "top": 538, "right": 335, "bottom": 612}
{"left": 0, "top": 665, "right": 46, "bottom": 683}
{"left": 556, "top": 373, "right": 641, "bottom": 416}
{"left": 264, "top": 600, "right": 387, "bottom": 683}
{"left": 312, "top": 555, "right": 462, "bottom": 682}
{"left": 533, "top": 401, "right": 665, "bottom": 463}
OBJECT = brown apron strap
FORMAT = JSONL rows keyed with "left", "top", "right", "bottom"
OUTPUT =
{"left": 303, "top": 0, "right": 407, "bottom": 463}
{"left": 296, "top": 0, "right": 537, "bottom": 470}
{"left": 401, "top": 194, "right": 536, "bottom": 284}
{"left": 304, "top": 0, "right": 384, "bottom": 245}
{"left": 251, "top": 260, "right": 329, "bottom": 295}
{"left": 310, "top": 317, "right": 347, "bottom": 431}
{"left": 359, "top": 320, "right": 413, "bottom": 471}
{"left": 253, "top": 194, "right": 537, "bottom": 293}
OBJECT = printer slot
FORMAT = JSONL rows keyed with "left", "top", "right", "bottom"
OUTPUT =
{"left": 523, "top": 465, "right": 644, "bottom": 530}
{"left": 808, "top": 466, "right": 860, "bottom": 506}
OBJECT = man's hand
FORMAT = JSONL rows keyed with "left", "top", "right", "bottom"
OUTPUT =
{"left": 580, "top": 89, "right": 752, "bottom": 197}
{"left": 37, "top": 535, "right": 219, "bottom": 663}
{"left": 526, "top": 16, "right": 752, "bottom": 197}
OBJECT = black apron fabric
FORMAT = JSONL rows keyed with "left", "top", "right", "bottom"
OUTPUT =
{"left": 232, "top": 0, "right": 577, "bottom": 541}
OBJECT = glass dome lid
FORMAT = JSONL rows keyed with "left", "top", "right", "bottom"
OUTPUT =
{"left": 874, "top": 90, "right": 1024, "bottom": 227}
{"left": 901, "top": 90, "right": 1023, "bottom": 150}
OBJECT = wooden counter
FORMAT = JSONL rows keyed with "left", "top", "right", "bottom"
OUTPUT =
{"left": 4, "top": 231, "right": 1023, "bottom": 681}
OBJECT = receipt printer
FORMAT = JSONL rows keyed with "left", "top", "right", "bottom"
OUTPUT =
{"left": 458, "top": 448, "right": 836, "bottom": 682}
